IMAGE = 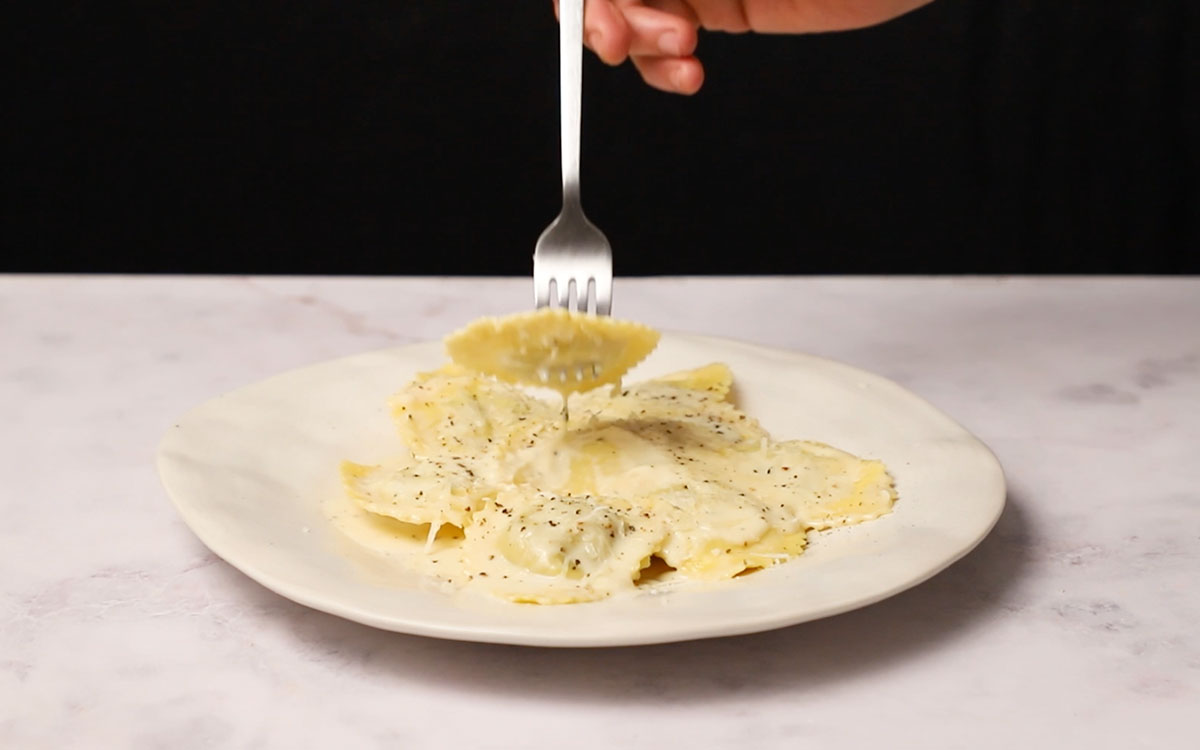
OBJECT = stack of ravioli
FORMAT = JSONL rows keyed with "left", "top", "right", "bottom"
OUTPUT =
{"left": 341, "top": 309, "right": 895, "bottom": 604}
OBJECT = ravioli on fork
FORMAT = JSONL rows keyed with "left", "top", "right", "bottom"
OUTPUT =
{"left": 444, "top": 308, "right": 659, "bottom": 395}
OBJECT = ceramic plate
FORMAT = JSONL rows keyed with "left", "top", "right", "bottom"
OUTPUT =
{"left": 157, "top": 334, "right": 1005, "bottom": 647}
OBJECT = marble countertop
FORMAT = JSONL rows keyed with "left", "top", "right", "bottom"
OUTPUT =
{"left": 2, "top": 275, "right": 1196, "bottom": 749}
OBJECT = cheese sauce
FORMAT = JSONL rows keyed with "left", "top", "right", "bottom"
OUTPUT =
{"left": 334, "top": 360, "right": 896, "bottom": 604}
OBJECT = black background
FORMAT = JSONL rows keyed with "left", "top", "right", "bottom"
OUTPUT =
{"left": 6, "top": 1, "right": 1198, "bottom": 274}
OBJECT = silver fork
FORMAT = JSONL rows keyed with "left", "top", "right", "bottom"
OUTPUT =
{"left": 533, "top": 0, "right": 613, "bottom": 316}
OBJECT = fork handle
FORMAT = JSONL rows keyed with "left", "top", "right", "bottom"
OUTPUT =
{"left": 559, "top": 0, "right": 584, "bottom": 212}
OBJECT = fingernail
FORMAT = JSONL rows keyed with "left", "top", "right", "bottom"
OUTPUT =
{"left": 670, "top": 66, "right": 688, "bottom": 90}
{"left": 658, "top": 31, "right": 682, "bottom": 56}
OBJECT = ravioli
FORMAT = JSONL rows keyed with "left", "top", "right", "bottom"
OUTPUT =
{"left": 336, "top": 309, "right": 896, "bottom": 604}
{"left": 444, "top": 308, "right": 659, "bottom": 395}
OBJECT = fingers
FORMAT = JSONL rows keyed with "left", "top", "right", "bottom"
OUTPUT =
{"left": 555, "top": 0, "right": 705, "bottom": 94}
{"left": 587, "top": 0, "right": 636, "bottom": 64}
{"left": 631, "top": 55, "right": 705, "bottom": 95}
{"left": 621, "top": 1, "right": 703, "bottom": 94}
{"left": 556, "top": 0, "right": 634, "bottom": 65}
{"left": 620, "top": 4, "right": 698, "bottom": 57}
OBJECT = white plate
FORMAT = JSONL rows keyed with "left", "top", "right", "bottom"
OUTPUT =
{"left": 157, "top": 334, "right": 1005, "bottom": 647}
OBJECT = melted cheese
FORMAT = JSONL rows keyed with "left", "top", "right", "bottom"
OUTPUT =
{"left": 334, "top": 311, "right": 896, "bottom": 604}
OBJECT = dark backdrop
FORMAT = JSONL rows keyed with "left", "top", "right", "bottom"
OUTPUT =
{"left": 6, "top": 1, "right": 1198, "bottom": 274}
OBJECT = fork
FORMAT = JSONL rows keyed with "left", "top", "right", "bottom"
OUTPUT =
{"left": 533, "top": 0, "right": 614, "bottom": 316}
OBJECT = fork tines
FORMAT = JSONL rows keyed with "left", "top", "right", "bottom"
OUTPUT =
{"left": 541, "top": 277, "right": 598, "bottom": 314}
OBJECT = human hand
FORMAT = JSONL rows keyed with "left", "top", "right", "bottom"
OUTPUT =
{"left": 553, "top": 1, "right": 935, "bottom": 94}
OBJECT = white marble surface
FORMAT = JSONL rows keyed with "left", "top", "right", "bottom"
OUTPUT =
{"left": 1, "top": 275, "right": 1196, "bottom": 749}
